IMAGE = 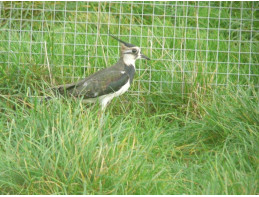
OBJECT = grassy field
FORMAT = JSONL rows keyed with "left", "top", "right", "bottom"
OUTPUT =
{"left": 0, "top": 1, "right": 258, "bottom": 194}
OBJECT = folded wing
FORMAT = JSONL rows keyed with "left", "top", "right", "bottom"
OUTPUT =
{"left": 54, "top": 69, "right": 129, "bottom": 99}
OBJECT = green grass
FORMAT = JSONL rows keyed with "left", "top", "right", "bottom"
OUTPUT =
{"left": 0, "top": 1, "right": 258, "bottom": 195}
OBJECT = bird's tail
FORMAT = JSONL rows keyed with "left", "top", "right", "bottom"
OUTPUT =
{"left": 40, "top": 86, "right": 61, "bottom": 103}
{"left": 41, "top": 82, "right": 78, "bottom": 103}
{"left": 42, "top": 85, "right": 70, "bottom": 102}
{"left": 44, "top": 96, "right": 53, "bottom": 101}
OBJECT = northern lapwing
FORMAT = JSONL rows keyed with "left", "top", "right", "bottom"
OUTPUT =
{"left": 52, "top": 35, "right": 150, "bottom": 110}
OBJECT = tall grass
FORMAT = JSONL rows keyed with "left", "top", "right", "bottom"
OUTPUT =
{"left": 0, "top": 1, "right": 258, "bottom": 194}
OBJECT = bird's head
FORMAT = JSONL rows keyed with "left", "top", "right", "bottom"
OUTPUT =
{"left": 110, "top": 34, "right": 150, "bottom": 66}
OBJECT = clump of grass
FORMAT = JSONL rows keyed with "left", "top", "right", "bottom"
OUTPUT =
{"left": 0, "top": 86, "right": 258, "bottom": 194}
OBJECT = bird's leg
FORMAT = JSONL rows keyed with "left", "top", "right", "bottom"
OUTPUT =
{"left": 99, "top": 109, "right": 105, "bottom": 128}
{"left": 98, "top": 103, "right": 107, "bottom": 131}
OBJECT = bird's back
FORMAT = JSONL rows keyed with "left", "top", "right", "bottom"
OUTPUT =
{"left": 53, "top": 59, "right": 131, "bottom": 99}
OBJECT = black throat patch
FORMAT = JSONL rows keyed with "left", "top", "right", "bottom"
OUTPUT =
{"left": 124, "top": 64, "right": 135, "bottom": 84}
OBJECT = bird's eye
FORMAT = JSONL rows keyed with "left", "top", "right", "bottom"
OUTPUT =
{"left": 132, "top": 49, "right": 137, "bottom": 53}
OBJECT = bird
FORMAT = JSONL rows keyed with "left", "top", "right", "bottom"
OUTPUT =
{"left": 51, "top": 34, "right": 150, "bottom": 110}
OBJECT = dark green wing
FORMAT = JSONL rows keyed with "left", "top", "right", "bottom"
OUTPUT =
{"left": 56, "top": 69, "right": 129, "bottom": 99}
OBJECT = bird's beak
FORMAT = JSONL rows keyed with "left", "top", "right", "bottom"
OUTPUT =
{"left": 140, "top": 53, "right": 150, "bottom": 60}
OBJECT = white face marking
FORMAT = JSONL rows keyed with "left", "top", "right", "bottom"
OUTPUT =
{"left": 134, "top": 47, "right": 142, "bottom": 60}
{"left": 83, "top": 82, "right": 88, "bottom": 87}
{"left": 121, "top": 71, "right": 125, "bottom": 74}
{"left": 123, "top": 54, "right": 136, "bottom": 66}
{"left": 123, "top": 47, "right": 141, "bottom": 66}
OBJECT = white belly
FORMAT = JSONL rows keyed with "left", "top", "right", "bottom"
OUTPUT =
{"left": 99, "top": 80, "right": 130, "bottom": 110}
{"left": 82, "top": 80, "right": 131, "bottom": 110}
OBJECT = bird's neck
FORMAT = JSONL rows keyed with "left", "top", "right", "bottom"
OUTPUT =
{"left": 121, "top": 56, "right": 136, "bottom": 67}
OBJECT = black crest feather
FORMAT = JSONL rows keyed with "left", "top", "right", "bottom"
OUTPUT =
{"left": 109, "top": 34, "right": 136, "bottom": 48}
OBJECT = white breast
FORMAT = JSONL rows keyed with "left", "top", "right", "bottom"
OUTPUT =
{"left": 99, "top": 80, "right": 130, "bottom": 110}
{"left": 82, "top": 80, "right": 131, "bottom": 110}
